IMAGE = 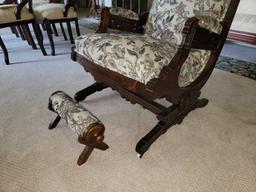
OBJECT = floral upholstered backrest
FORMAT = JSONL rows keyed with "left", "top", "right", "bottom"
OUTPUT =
{"left": 145, "top": 0, "right": 231, "bottom": 45}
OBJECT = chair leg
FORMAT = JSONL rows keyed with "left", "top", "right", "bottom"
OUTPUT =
{"left": 75, "top": 19, "right": 80, "bottom": 36}
{"left": 59, "top": 22, "right": 67, "bottom": 40}
{"left": 135, "top": 98, "right": 209, "bottom": 157}
{"left": 17, "top": 25, "right": 26, "bottom": 40}
{"left": 74, "top": 82, "right": 109, "bottom": 102}
{"left": 66, "top": 21, "right": 74, "bottom": 44}
{"left": 32, "top": 23, "right": 47, "bottom": 56}
{"left": 0, "top": 36, "right": 10, "bottom": 65}
{"left": 10, "top": 26, "right": 19, "bottom": 37}
{"left": 22, "top": 24, "right": 37, "bottom": 50}
{"left": 45, "top": 21, "right": 55, "bottom": 56}
{"left": 52, "top": 23, "right": 59, "bottom": 36}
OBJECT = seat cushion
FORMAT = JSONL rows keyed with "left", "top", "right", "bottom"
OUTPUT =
{"left": 109, "top": 7, "right": 139, "bottom": 20}
{"left": 75, "top": 33, "right": 178, "bottom": 84}
{"left": 33, "top": 3, "right": 77, "bottom": 20}
{"left": 75, "top": 34, "right": 211, "bottom": 87}
{"left": 0, "top": 4, "right": 34, "bottom": 24}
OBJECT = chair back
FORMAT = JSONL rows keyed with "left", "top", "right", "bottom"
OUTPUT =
{"left": 145, "top": 0, "right": 232, "bottom": 45}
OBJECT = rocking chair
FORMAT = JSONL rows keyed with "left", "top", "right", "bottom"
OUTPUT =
{"left": 69, "top": 0, "right": 240, "bottom": 157}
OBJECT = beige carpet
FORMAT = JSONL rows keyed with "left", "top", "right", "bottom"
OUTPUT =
{"left": 0, "top": 26, "right": 256, "bottom": 192}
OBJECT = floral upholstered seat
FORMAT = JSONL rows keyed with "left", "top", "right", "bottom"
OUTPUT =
{"left": 75, "top": 0, "right": 231, "bottom": 87}
{"left": 75, "top": 33, "right": 211, "bottom": 87}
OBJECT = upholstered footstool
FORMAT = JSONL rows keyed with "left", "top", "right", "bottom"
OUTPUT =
{"left": 48, "top": 91, "right": 108, "bottom": 166}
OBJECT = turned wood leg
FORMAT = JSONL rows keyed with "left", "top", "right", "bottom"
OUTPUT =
{"left": 59, "top": 22, "right": 67, "bottom": 40}
{"left": 66, "top": 21, "right": 74, "bottom": 44}
{"left": 75, "top": 19, "right": 80, "bottom": 36}
{"left": 22, "top": 24, "right": 37, "bottom": 50}
{"left": 48, "top": 115, "right": 61, "bottom": 129}
{"left": 52, "top": 23, "right": 58, "bottom": 36}
{"left": 32, "top": 23, "right": 47, "bottom": 56}
{"left": 136, "top": 97, "right": 209, "bottom": 157}
{"left": 77, "top": 146, "right": 94, "bottom": 166}
{"left": 45, "top": 21, "right": 55, "bottom": 56}
{"left": 0, "top": 36, "right": 9, "bottom": 65}
{"left": 17, "top": 25, "right": 26, "bottom": 40}
{"left": 74, "top": 82, "right": 109, "bottom": 102}
{"left": 10, "top": 26, "right": 19, "bottom": 37}
{"left": 77, "top": 124, "right": 109, "bottom": 166}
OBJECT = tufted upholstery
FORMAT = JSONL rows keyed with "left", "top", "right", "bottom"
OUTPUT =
{"left": 0, "top": 4, "right": 34, "bottom": 24}
{"left": 145, "top": 0, "right": 231, "bottom": 46}
{"left": 33, "top": 3, "right": 77, "bottom": 20}
{"left": 109, "top": 7, "right": 139, "bottom": 20}
{"left": 49, "top": 91, "right": 101, "bottom": 137}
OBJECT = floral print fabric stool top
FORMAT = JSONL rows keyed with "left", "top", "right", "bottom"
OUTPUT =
{"left": 49, "top": 91, "right": 101, "bottom": 137}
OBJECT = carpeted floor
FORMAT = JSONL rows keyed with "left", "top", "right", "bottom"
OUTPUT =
{"left": 0, "top": 25, "right": 256, "bottom": 192}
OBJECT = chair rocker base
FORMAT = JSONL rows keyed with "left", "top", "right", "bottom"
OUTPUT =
{"left": 73, "top": 81, "right": 208, "bottom": 157}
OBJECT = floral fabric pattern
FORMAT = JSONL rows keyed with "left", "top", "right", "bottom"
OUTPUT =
{"left": 197, "top": 16, "right": 223, "bottom": 34}
{"left": 74, "top": 0, "right": 232, "bottom": 87}
{"left": 178, "top": 49, "right": 211, "bottom": 87}
{"left": 49, "top": 91, "right": 101, "bottom": 137}
{"left": 75, "top": 33, "right": 178, "bottom": 84}
{"left": 145, "top": 0, "right": 231, "bottom": 45}
{"left": 75, "top": 33, "right": 211, "bottom": 86}
{"left": 109, "top": 7, "right": 139, "bottom": 20}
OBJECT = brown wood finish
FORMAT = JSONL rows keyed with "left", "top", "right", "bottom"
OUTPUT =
{"left": 33, "top": 0, "right": 80, "bottom": 56}
{"left": 71, "top": 0, "right": 240, "bottom": 157}
{"left": 48, "top": 104, "right": 109, "bottom": 166}
{"left": 0, "top": 0, "right": 46, "bottom": 65}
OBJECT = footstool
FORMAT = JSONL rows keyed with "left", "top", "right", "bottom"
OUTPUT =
{"left": 48, "top": 91, "right": 109, "bottom": 166}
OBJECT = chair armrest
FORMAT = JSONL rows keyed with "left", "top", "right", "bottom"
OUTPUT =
{"left": 179, "top": 17, "right": 221, "bottom": 51}
{"left": 97, "top": 7, "right": 149, "bottom": 33}
{"left": 197, "top": 16, "right": 223, "bottom": 34}
{"left": 63, "top": 0, "right": 77, "bottom": 17}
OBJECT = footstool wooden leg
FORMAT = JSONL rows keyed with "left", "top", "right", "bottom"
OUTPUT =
{"left": 48, "top": 115, "right": 61, "bottom": 129}
{"left": 48, "top": 91, "right": 109, "bottom": 165}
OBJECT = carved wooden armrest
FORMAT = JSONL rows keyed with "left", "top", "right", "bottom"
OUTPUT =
{"left": 179, "top": 17, "right": 221, "bottom": 51}
{"left": 97, "top": 7, "right": 149, "bottom": 33}
{"left": 63, "top": 0, "right": 77, "bottom": 17}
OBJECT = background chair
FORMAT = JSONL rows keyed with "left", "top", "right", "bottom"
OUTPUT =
{"left": 0, "top": 0, "right": 46, "bottom": 64}
{"left": 33, "top": 0, "right": 80, "bottom": 55}
{"left": 70, "top": 0, "right": 240, "bottom": 157}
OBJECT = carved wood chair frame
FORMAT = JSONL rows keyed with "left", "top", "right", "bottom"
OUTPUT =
{"left": 69, "top": 0, "right": 240, "bottom": 157}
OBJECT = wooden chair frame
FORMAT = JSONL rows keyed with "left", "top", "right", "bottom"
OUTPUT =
{"left": 34, "top": 0, "right": 80, "bottom": 56}
{"left": 0, "top": 0, "right": 46, "bottom": 64}
{"left": 66, "top": 0, "right": 241, "bottom": 157}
